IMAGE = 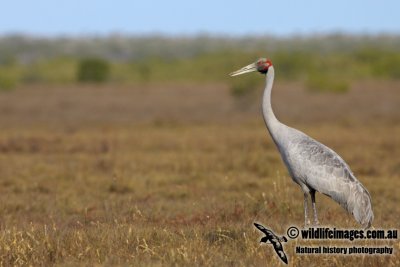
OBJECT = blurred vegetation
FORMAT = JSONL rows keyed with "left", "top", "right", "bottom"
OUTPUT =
{"left": 230, "top": 75, "right": 261, "bottom": 97}
{"left": 230, "top": 74, "right": 263, "bottom": 110}
{"left": 306, "top": 72, "right": 349, "bottom": 93}
{"left": 0, "top": 72, "right": 17, "bottom": 91}
{"left": 77, "top": 58, "right": 110, "bottom": 82}
{"left": 0, "top": 34, "right": 399, "bottom": 92}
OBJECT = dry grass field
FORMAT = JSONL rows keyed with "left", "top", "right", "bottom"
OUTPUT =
{"left": 0, "top": 81, "right": 399, "bottom": 266}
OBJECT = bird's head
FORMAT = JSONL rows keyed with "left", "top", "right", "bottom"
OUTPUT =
{"left": 229, "top": 58, "right": 273, "bottom": 77}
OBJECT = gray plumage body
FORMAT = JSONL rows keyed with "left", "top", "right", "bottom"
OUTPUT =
{"left": 262, "top": 66, "right": 374, "bottom": 228}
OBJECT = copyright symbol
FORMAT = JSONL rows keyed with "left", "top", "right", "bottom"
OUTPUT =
{"left": 287, "top": 226, "right": 299, "bottom": 239}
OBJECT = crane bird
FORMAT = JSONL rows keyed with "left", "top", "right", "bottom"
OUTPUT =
{"left": 230, "top": 58, "right": 374, "bottom": 228}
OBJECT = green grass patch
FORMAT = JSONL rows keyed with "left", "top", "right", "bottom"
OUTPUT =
{"left": 306, "top": 72, "right": 350, "bottom": 93}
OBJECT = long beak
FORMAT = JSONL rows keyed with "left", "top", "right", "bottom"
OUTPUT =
{"left": 229, "top": 62, "right": 257, "bottom": 77}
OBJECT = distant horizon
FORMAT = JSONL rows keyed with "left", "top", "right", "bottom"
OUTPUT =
{"left": 1, "top": 31, "right": 400, "bottom": 39}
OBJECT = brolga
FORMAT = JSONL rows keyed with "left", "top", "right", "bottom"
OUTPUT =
{"left": 230, "top": 58, "right": 374, "bottom": 228}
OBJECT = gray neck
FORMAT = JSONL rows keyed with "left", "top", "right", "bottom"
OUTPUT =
{"left": 261, "top": 66, "right": 283, "bottom": 143}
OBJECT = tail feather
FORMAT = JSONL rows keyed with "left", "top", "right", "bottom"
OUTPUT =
{"left": 326, "top": 179, "right": 374, "bottom": 228}
{"left": 348, "top": 182, "right": 374, "bottom": 228}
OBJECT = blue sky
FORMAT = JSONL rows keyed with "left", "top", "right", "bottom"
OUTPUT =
{"left": 1, "top": 0, "right": 399, "bottom": 36}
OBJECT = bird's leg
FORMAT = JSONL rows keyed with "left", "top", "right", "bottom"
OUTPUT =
{"left": 310, "top": 190, "right": 320, "bottom": 226}
{"left": 303, "top": 193, "right": 311, "bottom": 227}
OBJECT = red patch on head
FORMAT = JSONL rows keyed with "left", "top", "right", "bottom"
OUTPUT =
{"left": 257, "top": 58, "right": 272, "bottom": 73}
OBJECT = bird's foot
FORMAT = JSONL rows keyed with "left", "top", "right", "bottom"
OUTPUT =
{"left": 304, "top": 219, "right": 312, "bottom": 228}
{"left": 313, "top": 220, "right": 320, "bottom": 226}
